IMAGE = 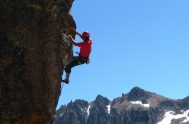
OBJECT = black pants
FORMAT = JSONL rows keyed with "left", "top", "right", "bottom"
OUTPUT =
{"left": 65, "top": 56, "right": 86, "bottom": 73}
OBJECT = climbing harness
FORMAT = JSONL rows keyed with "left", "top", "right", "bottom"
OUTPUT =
{"left": 74, "top": 52, "right": 90, "bottom": 64}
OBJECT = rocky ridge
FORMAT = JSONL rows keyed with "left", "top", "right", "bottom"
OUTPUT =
{"left": 55, "top": 87, "right": 189, "bottom": 124}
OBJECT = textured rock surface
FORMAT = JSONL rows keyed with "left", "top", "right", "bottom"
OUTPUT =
{"left": 0, "top": 0, "right": 75, "bottom": 123}
{"left": 55, "top": 87, "right": 189, "bottom": 124}
{"left": 87, "top": 95, "right": 110, "bottom": 124}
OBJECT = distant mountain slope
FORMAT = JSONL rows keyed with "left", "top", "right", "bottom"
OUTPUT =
{"left": 54, "top": 87, "right": 189, "bottom": 124}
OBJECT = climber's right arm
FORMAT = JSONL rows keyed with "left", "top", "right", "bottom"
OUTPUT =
{"left": 75, "top": 31, "right": 82, "bottom": 39}
{"left": 71, "top": 28, "right": 83, "bottom": 39}
{"left": 69, "top": 35, "right": 80, "bottom": 46}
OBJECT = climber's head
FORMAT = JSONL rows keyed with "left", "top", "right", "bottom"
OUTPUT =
{"left": 82, "top": 31, "right": 90, "bottom": 41}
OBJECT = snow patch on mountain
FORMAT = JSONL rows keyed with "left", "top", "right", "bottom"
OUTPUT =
{"left": 87, "top": 105, "right": 91, "bottom": 116}
{"left": 130, "top": 101, "right": 150, "bottom": 108}
{"left": 157, "top": 110, "right": 189, "bottom": 124}
{"left": 106, "top": 104, "right": 111, "bottom": 114}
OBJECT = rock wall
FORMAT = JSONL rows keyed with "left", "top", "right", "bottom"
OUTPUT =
{"left": 0, "top": 0, "right": 76, "bottom": 123}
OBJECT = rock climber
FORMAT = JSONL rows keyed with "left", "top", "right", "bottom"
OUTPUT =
{"left": 62, "top": 29, "right": 92, "bottom": 84}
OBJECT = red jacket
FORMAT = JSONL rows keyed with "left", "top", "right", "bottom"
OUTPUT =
{"left": 75, "top": 39, "right": 92, "bottom": 58}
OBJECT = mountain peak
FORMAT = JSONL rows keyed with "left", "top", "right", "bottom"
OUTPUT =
{"left": 94, "top": 95, "right": 110, "bottom": 106}
{"left": 130, "top": 86, "right": 145, "bottom": 92}
{"left": 127, "top": 87, "right": 149, "bottom": 102}
{"left": 67, "top": 99, "right": 88, "bottom": 109}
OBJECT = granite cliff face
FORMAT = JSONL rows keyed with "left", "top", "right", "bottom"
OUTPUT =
{"left": 0, "top": 0, "right": 76, "bottom": 123}
{"left": 55, "top": 87, "right": 189, "bottom": 124}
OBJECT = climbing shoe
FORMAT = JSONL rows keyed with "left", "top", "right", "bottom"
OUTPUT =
{"left": 62, "top": 79, "right": 69, "bottom": 84}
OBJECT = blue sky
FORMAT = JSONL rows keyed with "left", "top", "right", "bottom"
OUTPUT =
{"left": 57, "top": 0, "right": 189, "bottom": 109}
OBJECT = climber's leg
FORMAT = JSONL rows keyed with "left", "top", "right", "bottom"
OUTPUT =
{"left": 62, "top": 73, "right": 70, "bottom": 84}
{"left": 65, "top": 57, "right": 80, "bottom": 73}
{"left": 63, "top": 56, "right": 85, "bottom": 84}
